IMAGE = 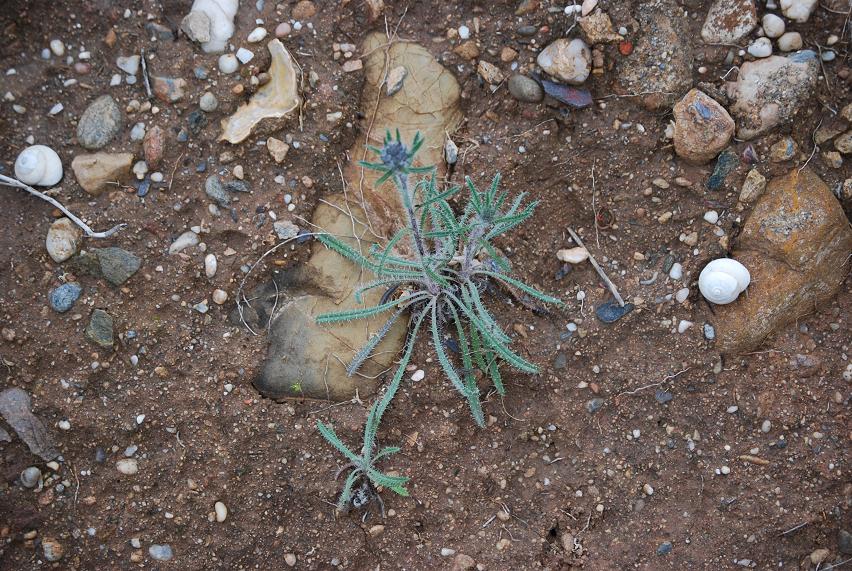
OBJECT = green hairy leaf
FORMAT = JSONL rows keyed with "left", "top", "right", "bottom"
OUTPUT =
{"left": 314, "top": 131, "right": 560, "bottom": 514}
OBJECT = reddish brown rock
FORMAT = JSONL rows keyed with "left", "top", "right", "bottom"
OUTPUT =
{"left": 143, "top": 126, "right": 165, "bottom": 168}
{"left": 291, "top": 0, "right": 317, "bottom": 20}
{"left": 672, "top": 89, "right": 735, "bottom": 164}
{"left": 715, "top": 168, "right": 852, "bottom": 353}
{"left": 152, "top": 76, "right": 187, "bottom": 103}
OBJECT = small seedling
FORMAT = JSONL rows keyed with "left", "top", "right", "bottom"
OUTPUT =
{"left": 316, "top": 130, "right": 561, "bottom": 512}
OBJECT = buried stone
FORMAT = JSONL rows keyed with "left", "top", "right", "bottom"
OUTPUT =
{"left": 241, "top": 33, "right": 462, "bottom": 401}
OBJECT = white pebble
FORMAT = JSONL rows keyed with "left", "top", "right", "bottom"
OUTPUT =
{"left": 41, "top": 48, "right": 51, "bottom": 60}
{"left": 411, "top": 369, "right": 425, "bottom": 382}
{"left": 643, "top": 483, "right": 654, "bottom": 496}
{"left": 675, "top": 288, "right": 690, "bottom": 303}
{"left": 821, "top": 50, "right": 836, "bottom": 62}
{"left": 727, "top": 405, "right": 739, "bottom": 414}
{"left": 761, "top": 420, "right": 772, "bottom": 433}
{"left": 777, "top": 31, "right": 803, "bottom": 52}
{"left": 677, "top": 320, "right": 693, "bottom": 333}
{"left": 780, "top": 0, "right": 817, "bottom": 23}
{"left": 247, "top": 27, "right": 268, "bottom": 42}
{"left": 214, "top": 501, "right": 228, "bottom": 522}
{"left": 50, "top": 40, "right": 65, "bottom": 57}
{"left": 110, "top": 74, "right": 122, "bottom": 86}
{"left": 150, "top": 172, "right": 164, "bottom": 183}
{"left": 720, "top": 465, "right": 731, "bottom": 475}
{"left": 458, "top": 25, "right": 470, "bottom": 40}
{"left": 58, "top": 419, "right": 71, "bottom": 431}
{"left": 747, "top": 37, "right": 773, "bottom": 58}
{"left": 762, "top": 14, "right": 785, "bottom": 38}
{"left": 669, "top": 263, "right": 683, "bottom": 280}
{"left": 703, "top": 210, "right": 719, "bottom": 224}
{"left": 236, "top": 48, "right": 254, "bottom": 64}
{"left": 440, "top": 548, "right": 456, "bottom": 557}
{"left": 218, "top": 54, "right": 239, "bottom": 74}
{"left": 48, "top": 103, "right": 64, "bottom": 116}
{"left": 116, "top": 458, "right": 138, "bottom": 475}
{"left": 136, "top": 414, "right": 146, "bottom": 424}
{"left": 205, "top": 254, "right": 218, "bottom": 278}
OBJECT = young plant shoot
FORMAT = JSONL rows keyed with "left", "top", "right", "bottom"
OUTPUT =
{"left": 316, "top": 130, "right": 562, "bottom": 514}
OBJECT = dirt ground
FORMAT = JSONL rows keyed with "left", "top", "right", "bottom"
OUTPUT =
{"left": 1, "top": 0, "right": 851, "bottom": 569}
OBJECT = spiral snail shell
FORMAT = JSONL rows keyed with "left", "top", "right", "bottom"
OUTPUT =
{"left": 698, "top": 258, "right": 751, "bottom": 304}
{"left": 14, "top": 145, "right": 63, "bottom": 186}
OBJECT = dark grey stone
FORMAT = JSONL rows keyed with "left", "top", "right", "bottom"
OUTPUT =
{"left": 86, "top": 309, "right": 114, "bottom": 349}
{"left": 94, "top": 247, "right": 141, "bottom": 286}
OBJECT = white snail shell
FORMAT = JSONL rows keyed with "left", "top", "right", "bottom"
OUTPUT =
{"left": 14, "top": 145, "right": 63, "bottom": 186}
{"left": 698, "top": 258, "right": 751, "bottom": 304}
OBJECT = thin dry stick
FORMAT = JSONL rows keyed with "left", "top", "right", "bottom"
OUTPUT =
{"left": 616, "top": 367, "right": 690, "bottom": 397}
{"left": 140, "top": 48, "right": 152, "bottom": 99}
{"left": 0, "top": 174, "right": 126, "bottom": 238}
{"left": 590, "top": 159, "right": 600, "bottom": 249}
{"left": 799, "top": 117, "right": 823, "bottom": 173}
{"left": 567, "top": 227, "right": 625, "bottom": 307}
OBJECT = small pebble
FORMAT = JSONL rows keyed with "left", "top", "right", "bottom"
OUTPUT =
{"left": 458, "top": 25, "right": 470, "bottom": 40}
{"left": 247, "top": 27, "right": 268, "bottom": 42}
{"left": 411, "top": 369, "right": 425, "bottom": 382}
{"left": 116, "top": 458, "right": 138, "bottom": 475}
{"left": 703, "top": 210, "right": 719, "bottom": 224}
{"left": 669, "top": 263, "right": 683, "bottom": 280}
{"left": 214, "top": 501, "right": 228, "bottom": 522}
{"left": 586, "top": 398, "right": 604, "bottom": 413}
{"left": 199, "top": 92, "right": 218, "bottom": 112}
{"left": 236, "top": 48, "right": 254, "bottom": 64}
{"left": 49, "top": 39, "right": 65, "bottom": 57}
{"left": 218, "top": 54, "right": 239, "bottom": 74}
{"left": 148, "top": 544, "right": 173, "bottom": 561}
{"left": 21, "top": 466, "right": 42, "bottom": 488}
{"left": 643, "top": 483, "right": 654, "bottom": 495}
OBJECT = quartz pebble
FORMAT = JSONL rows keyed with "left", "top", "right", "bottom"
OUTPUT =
{"left": 675, "top": 288, "right": 690, "bottom": 303}
{"left": 214, "top": 501, "right": 228, "bottom": 522}
{"left": 236, "top": 48, "right": 254, "bottom": 64}
{"left": 703, "top": 210, "right": 719, "bottom": 224}
{"left": 762, "top": 14, "right": 785, "bottom": 38}
{"left": 747, "top": 37, "right": 773, "bottom": 58}
{"left": 247, "top": 27, "right": 268, "bottom": 42}
{"left": 777, "top": 31, "right": 803, "bottom": 52}
{"left": 205, "top": 254, "right": 217, "bottom": 278}
{"left": 116, "top": 458, "right": 138, "bottom": 475}
{"left": 49, "top": 40, "right": 65, "bottom": 57}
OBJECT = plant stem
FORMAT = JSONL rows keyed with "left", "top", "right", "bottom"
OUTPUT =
{"left": 460, "top": 224, "right": 486, "bottom": 279}
{"left": 395, "top": 172, "right": 438, "bottom": 294}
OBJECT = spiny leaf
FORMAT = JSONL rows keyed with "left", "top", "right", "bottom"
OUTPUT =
{"left": 475, "top": 270, "right": 563, "bottom": 306}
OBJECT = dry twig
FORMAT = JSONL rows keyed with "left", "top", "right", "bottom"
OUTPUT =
{"left": 0, "top": 174, "right": 126, "bottom": 238}
{"left": 567, "top": 227, "right": 625, "bottom": 307}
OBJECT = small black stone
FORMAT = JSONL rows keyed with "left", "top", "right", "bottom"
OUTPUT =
{"left": 656, "top": 542, "right": 672, "bottom": 556}
{"left": 655, "top": 390, "right": 673, "bottom": 404}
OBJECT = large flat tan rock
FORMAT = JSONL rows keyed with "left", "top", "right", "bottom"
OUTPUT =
{"left": 715, "top": 168, "right": 852, "bottom": 353}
